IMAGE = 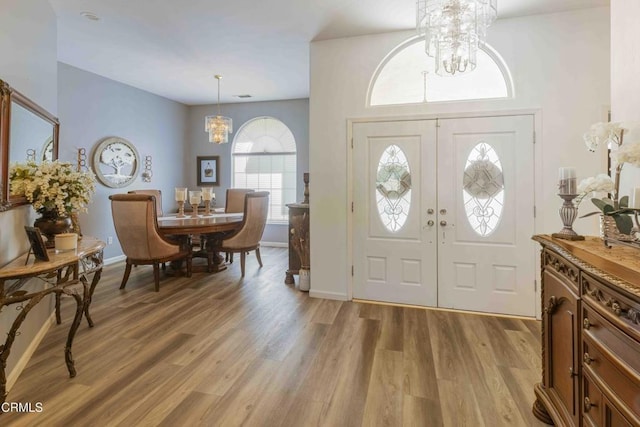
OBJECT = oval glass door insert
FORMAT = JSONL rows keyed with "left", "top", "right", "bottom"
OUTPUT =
{"left": 376, "top": 144, "right": 412, "bottom": 232}
{"left": 462, "top": 142, "right": 504, "bottom": 236}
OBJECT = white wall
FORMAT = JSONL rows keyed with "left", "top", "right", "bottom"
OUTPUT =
{"left": 611, "top": 0, "right": 640, "bottom": 198}
{"left": 0, "top": 0, "right": 58, "bottom": 381}
{"left": 309, "top": 8, "right": 610, "bottom": 300}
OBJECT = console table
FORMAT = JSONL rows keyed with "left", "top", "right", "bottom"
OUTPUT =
{"left": 532, "top": 235, "right": 640, "bottom": 427}
{"left": 0, "top": 237, "right": 105, "bottom": 404}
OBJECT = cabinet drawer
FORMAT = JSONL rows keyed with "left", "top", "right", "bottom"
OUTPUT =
{"left": 581, "top": 272, "right": 640, "bottom": 343}
{"left": 583, "top": 371, "right": 603, "bottom": 426}
{"left": 543, "top": 248, "right": 580, "bottom": 293}
{"left": 582, "top": 337, "right": 640, "bottom": 425}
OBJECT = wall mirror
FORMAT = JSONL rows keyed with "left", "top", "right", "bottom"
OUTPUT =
{"left": 0, "top": 79, "right": 60, "bottom": 210}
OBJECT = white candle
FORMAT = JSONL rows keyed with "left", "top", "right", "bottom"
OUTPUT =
{"left": 631, "top": 187, "right": 640, "bottom": 209}
{"left": 559, "top": 167, "right": 576, "bottom": 180}
{"left": 559, "top": 167, "right": 577, "bottom": 195}
{"left": 201, "top": 187, "right": 213, "bottom": 201}
{"left": 175, "top": 187, "right": 187, "bottom": 201}
{"left": 189, "top": 190, "right": 201, "bottom": 206}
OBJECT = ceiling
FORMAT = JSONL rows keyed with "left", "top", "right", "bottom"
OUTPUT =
{"left": 50, "top": 0, "right": 609, "bottom": 106}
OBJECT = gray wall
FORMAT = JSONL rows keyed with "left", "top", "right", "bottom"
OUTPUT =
{"left": 187, "top": 99, "right": 310, "bottom": 243}
{"left": 58, "top": 63, "right": 190, "bottom": 259}
{"left": 0, "top": 0, "right": 58, "bottom": 380}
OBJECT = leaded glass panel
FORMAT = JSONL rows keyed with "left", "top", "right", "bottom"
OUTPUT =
{"left": 376, "top": 145, "right": 412, "bottom": 232}
{"left": 463, "top": 142, "right": 504, "bottom": 236}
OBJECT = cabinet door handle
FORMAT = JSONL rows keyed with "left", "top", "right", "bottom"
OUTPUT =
{"left": 584, "top": 397, "right": 596, "bottom": 412}
{"left": 568, "top": 367, "right": 577, "bottom": 378}
{"left": 583, "top": 353, "right": 595, "bottom": 365}
{"left": 583, "top": 318, "right": 591, "bottom": 330}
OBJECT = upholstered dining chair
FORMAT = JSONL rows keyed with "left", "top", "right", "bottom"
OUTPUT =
{"left": 219, "top": 191, "right": 269, "bottom": 277}
{"left": 224, "top": 188, "right": 255, "bottom": 262}
{"left": 128, "top": 189, "right": 163, "bottom": 216}
{"left": 110, "top": 194, "right": 192, "bottom": 292}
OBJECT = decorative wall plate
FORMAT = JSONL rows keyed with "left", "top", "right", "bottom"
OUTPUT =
{"left": 92, "top": 137, "right": 140, "bottom": 188}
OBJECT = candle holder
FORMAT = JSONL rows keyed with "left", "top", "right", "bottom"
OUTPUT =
{"left": 176, "top": 200, "right": 186, "bottom": 218}
{"left": 552, "top": 193, "right": 585, "bottom": 241}
{"left": 203, "top": 199, "right": 211, "bottom": 216}
{"left": 189, "top": 190, "right": 202, "bottom": 218}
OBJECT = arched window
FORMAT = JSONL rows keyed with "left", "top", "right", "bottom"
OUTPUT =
{"left": 368, "top": 37, "right": 513, "bottom": 106}
{"left": 232, "top": 116, "right": 297, "bottom": 221}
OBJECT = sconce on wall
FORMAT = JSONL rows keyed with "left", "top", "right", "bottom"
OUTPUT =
{"left": 77, "top": 148, "right": 88, "bottom": 172}
{"left": 142, "top": 155, "right": 153, "bottom": 182}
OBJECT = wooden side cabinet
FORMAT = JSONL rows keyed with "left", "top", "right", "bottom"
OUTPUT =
{"left": 532, "top": 236, "right": 640, "bottom": 427}
{"left": 285, "top": 203, "right": 309, "bottom": 284}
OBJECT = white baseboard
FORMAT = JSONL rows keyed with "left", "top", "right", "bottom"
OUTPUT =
{"left": 6, "top": 311, "right": 56, "bottom": 392}
{"left": 260, "top": 241, "right": 287, "bottom": 248}
{"left": 309, "top": 290, "right": 349, "bottom": 301}
{"left": 104, "top": 254, "right": 126, "bottom": 266}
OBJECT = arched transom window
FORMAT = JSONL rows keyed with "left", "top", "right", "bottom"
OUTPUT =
{"left": 232, "top": 116, "right": 297, "bottom": 221}
{"left": 369, "top": 37, "right": 512, "bottom": 106}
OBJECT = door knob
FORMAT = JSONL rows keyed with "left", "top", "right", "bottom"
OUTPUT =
{"left": 427, "top": 208, "right": 434, "bottom": 215}
{"left": 427, "top": 220, "right": 435, "bottom": 226}
{"left": 440, "top": 220, "right": 447, "bottom": 226}
{"left": 440, "top": 209, "right": 447, "bottom": 215}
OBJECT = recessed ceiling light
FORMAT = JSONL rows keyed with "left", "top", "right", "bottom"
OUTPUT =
{"left": 80, "top": 11, "right": 100, "bottom": 21}
{"left": 234, "top": 94, "right": 252, "bottom": 99}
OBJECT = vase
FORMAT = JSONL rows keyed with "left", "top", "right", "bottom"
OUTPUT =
{"left": 34, "top": 210, "right": 73, "bottom": 248}
{"left": 298, "top": 267, "right": 310, "bottom": 292}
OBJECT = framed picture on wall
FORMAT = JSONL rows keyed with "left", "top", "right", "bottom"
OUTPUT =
{"left": 197, "top": 156, "right": 220, "bottom": 186}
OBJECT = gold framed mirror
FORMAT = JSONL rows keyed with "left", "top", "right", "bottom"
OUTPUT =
{"left": 0, "top": 79, "right": 60, "bottom": 210}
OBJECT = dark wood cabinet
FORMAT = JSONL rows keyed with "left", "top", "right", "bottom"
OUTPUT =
{"left": 533, "top": 236, "right": 640, "bottom": 427}
{"left": 285, "top": 203, "right": 309, "bottom": 284}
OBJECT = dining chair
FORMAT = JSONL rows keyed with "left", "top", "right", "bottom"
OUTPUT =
{"left": 224, "top": 188, "right": 255, "bottom": 262}
{"left": 110, "top": 194, "right": 192, "bottom": 292}
{"left": 225, "top": 188, "right": 255, "bottom": 213}
{"left": 128, "top": 189, "right": 163, "bottom": 216}
{"left": 219, "top": 191, "right": 269, "bottom": 277}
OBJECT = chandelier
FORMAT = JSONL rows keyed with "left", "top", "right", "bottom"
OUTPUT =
{"left": 205, "top": 75, "right": 233, "bottom": 144}
{"left": 417, "top": 0, "right": 497, "bottom": 76}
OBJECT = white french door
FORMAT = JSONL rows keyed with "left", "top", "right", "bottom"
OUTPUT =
{"left": 352, "top": 120, "right": 438, "bottom": 307}
{"left": 352, "top": 115, "right": 536, "bottom": 317}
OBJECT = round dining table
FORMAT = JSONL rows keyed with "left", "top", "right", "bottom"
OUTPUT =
{"left": 157, "top": 213, "right": 243, "bottom": 272}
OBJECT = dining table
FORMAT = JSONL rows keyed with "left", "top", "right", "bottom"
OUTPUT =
{"left": 157, "top": 212, "right": 243, "bottom": 273}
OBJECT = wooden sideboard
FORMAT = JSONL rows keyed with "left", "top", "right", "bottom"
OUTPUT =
{"left": 285, "top": 203, "right": 309, "bottom": 284}
{"left": 532, "top": 235, "right": 640, "bottom": 427}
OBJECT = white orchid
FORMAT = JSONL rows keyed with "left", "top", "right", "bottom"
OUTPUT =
{"left": 612, "top": 142, "right": 640, "bottom": 167}
{"left": 583, "top": 122, "right": 624, "bottom": 152}
{"left": 9, "top": 160, "right": 96, "bottom": 216}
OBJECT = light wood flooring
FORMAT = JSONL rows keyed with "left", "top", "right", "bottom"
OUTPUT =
{"left": 3, "top": 247, "right": 546, "bottom": 426}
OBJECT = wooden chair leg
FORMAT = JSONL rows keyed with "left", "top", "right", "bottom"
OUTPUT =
{"left": 153, "top": 263, "right": 160, "bottom": 292}
{"left": 120, "top": 260, "right": 132, "bottom": 289}
{"left": 229, "top": 252, "right": 234, "bottom": 263}
{"left": 186, "top": 256, "right": 193, "bottom": 278}
{"left": 240, "top": 251, "right": 246, "bottom": 277}
{"left": 255, "top": 247, "right": 263, "bottom": 267}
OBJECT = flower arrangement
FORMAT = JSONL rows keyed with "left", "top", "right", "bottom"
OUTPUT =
{"left": 9, "top": 160, "right": 96, "bottom": 216}
{"left": 578, "top": 122, "right": 640, "bottom": 236}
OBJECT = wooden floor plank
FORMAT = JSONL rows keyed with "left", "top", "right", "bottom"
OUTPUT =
{"left": 2, "top": 247, "right": 544, "bottom": 427}
{"left": 361, "top": 349, "right": 404, "bottom": 427}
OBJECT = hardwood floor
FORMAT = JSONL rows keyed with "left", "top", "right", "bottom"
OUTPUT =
{"left": 2, "top": 248, "right": 546, "bottom": 426}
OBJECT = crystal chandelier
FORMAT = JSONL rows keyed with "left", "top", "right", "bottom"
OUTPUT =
{"left": 417, "top": 0, "right": 497, "bottom": 76}
{"left": 205, "top": 75, "right": 233, "bottom": 144}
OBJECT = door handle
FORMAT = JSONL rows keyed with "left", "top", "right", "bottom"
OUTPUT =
{"left": 440, "top": 220, "right": 447, "bottom": 226}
